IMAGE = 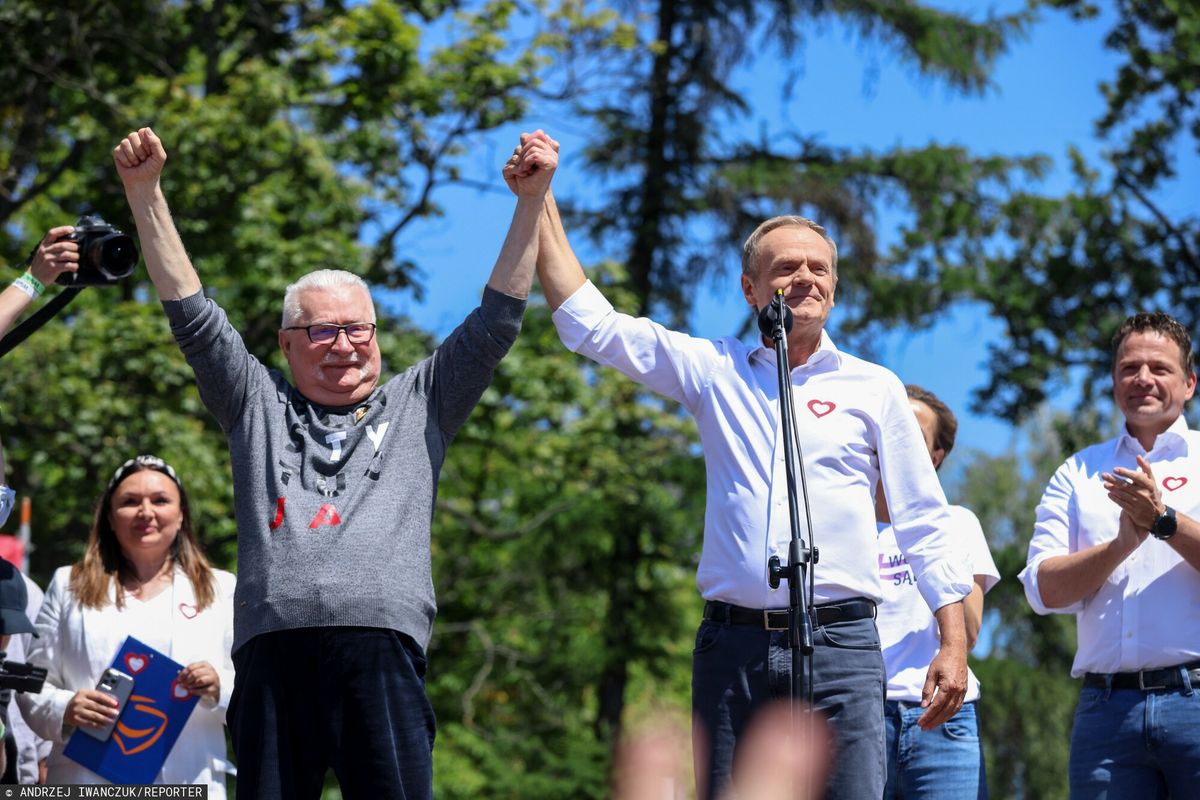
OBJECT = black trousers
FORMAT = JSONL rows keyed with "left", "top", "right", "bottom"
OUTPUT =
{"left": 229, "top": 626, "right": 436, "bottom": 800}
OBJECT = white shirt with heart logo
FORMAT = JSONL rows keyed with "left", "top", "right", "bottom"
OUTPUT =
{"left": 553, "top": 280, "right": 973, "bottom": 612}
{"left": 1021, "top": 414, "right": 1200, "bottom": 675}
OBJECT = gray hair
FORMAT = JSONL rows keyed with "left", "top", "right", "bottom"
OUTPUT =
{"left": 741, "top": 216, "right": 838, "bottom": 278}
{"left": 281, "top": 270, "right": 375, "bottom": 327}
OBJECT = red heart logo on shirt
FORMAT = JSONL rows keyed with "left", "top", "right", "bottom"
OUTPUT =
{"left": 124, "top": 654, "right": 149, "bottom": 675}
{"left": 179, "top": 603, "right": 199, "bottom": 619}
{"left": 808, "top": 399, "right": 836, "bottom": 418}
{"left": 169, "top": 677, "right": 192, "bottom": 701}
{"left": 1163, "top": 476, "right": 1188, "bottom": 492}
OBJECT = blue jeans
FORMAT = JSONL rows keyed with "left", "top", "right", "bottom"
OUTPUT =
{"left": 1069, "top": 679, "right": 1200, "bottom": 799}
{"left": 230, "top": 627, "right": 436, "bottom": 800}
{"left": 692, "top": 613, "right": 885, "bottom": 800}
{"left": 883, "top": 700, "right": 987, "bottom": 799}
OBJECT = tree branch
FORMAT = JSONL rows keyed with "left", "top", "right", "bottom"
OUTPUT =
{"left": 1117, "top": 172, "right": 1200, "bottom": 277}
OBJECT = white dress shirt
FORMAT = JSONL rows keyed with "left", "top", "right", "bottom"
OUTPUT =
{"left": 1020, "top": 415, "right": 1200, "bottom": 676}
{"left": 553, "top": 281, "right": 972, "bottom": 611}
{"left": 878, "top": 506, "right": 1000, "bottom": 702}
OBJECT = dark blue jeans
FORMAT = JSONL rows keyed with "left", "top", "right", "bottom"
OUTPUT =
{"left": 884, "top": 700, "right": 987, "bottom": 799}
{"left": 229, "top": 627, "right": 436, "bottom": 800}
{"left": 1069, "top": 679, "right": 1200, "bottom": 798}
{"left": 692, "top": 613, "right": 886, "bottom": 799}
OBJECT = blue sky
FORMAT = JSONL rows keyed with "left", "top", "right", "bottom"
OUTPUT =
{"left": 380, "top": 1, "right": 1198, "bottom": 462}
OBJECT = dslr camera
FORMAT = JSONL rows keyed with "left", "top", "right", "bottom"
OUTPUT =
{"left": 0, "top": 656, "right": 45, "bottom": 694}
{"left": 59, "top": 214, "right": 139, "bottom": 286}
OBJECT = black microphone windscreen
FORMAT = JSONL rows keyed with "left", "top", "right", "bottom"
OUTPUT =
{"left": 757, "top": 297, "right": 793, "bottom": 338}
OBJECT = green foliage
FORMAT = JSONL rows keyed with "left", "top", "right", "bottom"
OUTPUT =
{"left": 0, "top": 0, "right": 545, "bottom": 590}
{"left": 974, "top": 657, "right": 1076, "bottom": 800}
{"left": 853, "top": 0, "right": 1200, "bottom": 421}
{"left": 428, "top": 297, "right": 704, "bottom": 798}
{"left": 5, "top": 0, "right": 1169, "bottom": 794}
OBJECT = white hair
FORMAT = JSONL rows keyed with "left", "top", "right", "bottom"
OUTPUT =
{"left": 281, "top": 270, "right": 376, "bottom": 327}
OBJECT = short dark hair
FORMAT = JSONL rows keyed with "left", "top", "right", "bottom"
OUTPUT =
{"left": 1111, "top": 312, "right": 1194, "bottom": 375}
{"left": 905, "top": 384, "right": 957, "bottom": 468}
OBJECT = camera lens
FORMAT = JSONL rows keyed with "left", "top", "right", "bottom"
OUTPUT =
{"left": 97, "top": 234, "right": 137, "bottom": 279}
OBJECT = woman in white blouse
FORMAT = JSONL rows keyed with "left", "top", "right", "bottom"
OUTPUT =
{"left": 19, "top": 455, "right": 235, "bottom": 796}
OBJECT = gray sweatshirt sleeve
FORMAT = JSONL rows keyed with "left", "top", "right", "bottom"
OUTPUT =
{"left": 423, "top": 287, "right": 525, "bottom": 437}
{"left": 162, "top": 292, "right": 268, "bottom": 432}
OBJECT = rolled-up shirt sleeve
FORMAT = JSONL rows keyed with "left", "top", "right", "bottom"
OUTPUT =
{"left": 1020, "top": 461, "right": 1083, "bottom": 615}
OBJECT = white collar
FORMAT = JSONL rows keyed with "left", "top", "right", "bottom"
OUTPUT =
{"left": 1116, "top": 414, "right": 1191, "bottom": 456}
{"left": 751, "top": 328, "right": 841, "bottom": 370}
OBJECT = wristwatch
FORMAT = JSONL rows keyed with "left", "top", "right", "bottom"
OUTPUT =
{"left": 1150, "top": 505, "right": 1177, "bottom": 540}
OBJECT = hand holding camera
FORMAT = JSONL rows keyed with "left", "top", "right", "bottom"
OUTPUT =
{"left": 29, "top": 227, "right": 80, "bottom": 286}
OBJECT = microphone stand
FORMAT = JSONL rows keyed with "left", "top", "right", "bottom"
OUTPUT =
{"left": 759, "top": 289, "right": 819, "bottom": 713}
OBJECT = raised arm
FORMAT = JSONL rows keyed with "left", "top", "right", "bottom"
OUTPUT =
{"left": 113, "top": 128, "right": 201, "bottom": 301}
{"left": 498, "top": 131, "right": 583, "bottom": 309}
{"left": 490, "top": 130, "right": 558, "bottom": 298}
{"left": 534, "top": 190, "right": 587, "bottom": 311}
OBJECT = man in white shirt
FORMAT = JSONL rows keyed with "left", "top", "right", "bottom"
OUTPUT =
{"left": 1021, "top": 311, "right": 1200, "bottom": 797}
{"left": 531, "top": 176, "right": 973, "bottom": 798}
{"left": 877, "top": 385, "right": 999, "bottom": 799}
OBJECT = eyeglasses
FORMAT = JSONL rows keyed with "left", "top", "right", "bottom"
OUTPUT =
{"left": 284, "top": 322, "right": 377, "bottom": 345}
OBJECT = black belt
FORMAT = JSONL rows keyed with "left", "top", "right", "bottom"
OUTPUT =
{"left": 703, "top": 598, "right": 876, "bottom": 631}
{"left": 1082, "top": 661, "right": 1200, "bottom": 691}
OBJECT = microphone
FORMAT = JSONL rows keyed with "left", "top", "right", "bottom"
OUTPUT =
{"left": 757, "top": 289, "right": 793, "bottom": 340}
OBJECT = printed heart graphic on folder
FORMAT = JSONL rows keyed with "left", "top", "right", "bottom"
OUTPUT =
{"left": 169, "top": 678, "right": 192, "bottom": 701}
{"left": 124, "top": 653, "right": 149, "bottom": 675}
{"left": 807, "top": 399, "right": 836, "bottom": 418}
{"left": 1163, "top": 476, "right": 1188, "bottom": 492}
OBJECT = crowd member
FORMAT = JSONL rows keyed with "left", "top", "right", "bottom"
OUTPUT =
{"left": 113, "top": 126, "right": 556, "bottom": 799}
{"left": 3, "top": 563, "right": 51, "bottom": 784}
{"left": 18, "top": 455, "right": 235, "bottom": 795}
{"left": 0, "top": 558, "right": 41, "bottom": 780}
{"left": 876, "top": 385, "right": 999, "bottom": 799}
{"left": 612, "top": 701, "right": 831, "bottom": 800}
{"left": 528, "top": 162, "right": 972, "bottom": 796}
{"left": 1021, "top": 311, "right": 1200, "bottom": 796}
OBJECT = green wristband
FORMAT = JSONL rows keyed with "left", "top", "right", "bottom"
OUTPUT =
{"left": 22, "top": 270, "right": 45, "bottom": 294}
{"left": 12, "top": 274, "right": 40, "bottom": 300}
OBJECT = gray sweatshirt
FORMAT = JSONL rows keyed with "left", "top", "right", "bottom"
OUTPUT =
{"left": 164, "top": 287, "right": 525, "bottom": 653}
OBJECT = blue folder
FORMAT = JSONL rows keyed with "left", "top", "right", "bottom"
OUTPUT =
{"left": 63, "top": 636, "right": 200, "bottom": 784}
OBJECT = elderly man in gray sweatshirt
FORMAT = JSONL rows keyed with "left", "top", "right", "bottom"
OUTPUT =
{"left": 114, "top": 127, "right": 558, "bottom": 800}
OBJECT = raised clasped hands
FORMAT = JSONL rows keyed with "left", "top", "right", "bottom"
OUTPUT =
{"left": 502, "top": 129, "right": 559, "bottom": 198}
